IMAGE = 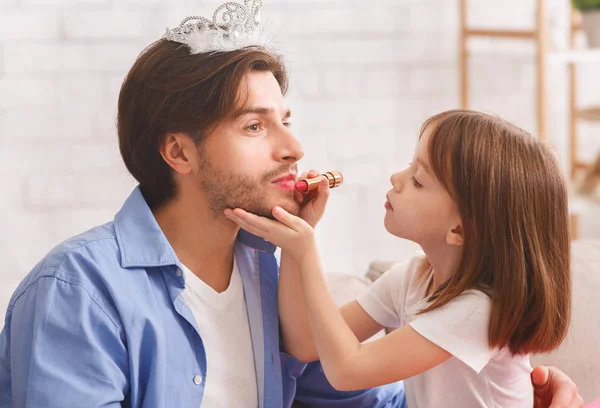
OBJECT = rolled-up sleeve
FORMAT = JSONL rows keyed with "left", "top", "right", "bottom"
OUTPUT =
{"left": 0, "top": 275, "right": 129, "bottom": 408}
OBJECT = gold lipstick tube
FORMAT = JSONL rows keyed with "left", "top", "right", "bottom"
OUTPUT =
{"left": 295, "top": 171, "right": 344, "bottom": 192}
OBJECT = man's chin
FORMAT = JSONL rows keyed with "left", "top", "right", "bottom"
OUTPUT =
{"left": 262, "top": 194, "right": 300, "bottom": 218}
{"left": 259, "top": 188, "right": 297, "bottom": 215}
{"left": 235, "top": 197, "right": 299, "bottom": 220}
{"left": 276, "top": 200, "right": 300, "bottom": 216}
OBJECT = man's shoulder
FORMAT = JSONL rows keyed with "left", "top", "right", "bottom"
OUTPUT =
{"left": 7, "top": 222, "right": 122, "bottom": 312}
{"left": 39, "top": 221, "right": 119, "bottom": 276}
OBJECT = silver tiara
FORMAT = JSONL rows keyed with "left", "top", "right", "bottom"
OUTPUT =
{"left": 164, "top": 1, "right": 264, "bottom": 54}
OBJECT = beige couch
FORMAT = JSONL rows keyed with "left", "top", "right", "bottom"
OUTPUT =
{"left": 327, "top": 239, "right": 600, "bottom": 403}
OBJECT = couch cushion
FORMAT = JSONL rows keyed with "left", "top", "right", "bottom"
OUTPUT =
{"left": 327, "top": 273, "right": 373, "bottom": 306}
{"left": 366, "top": 260, "right": 399, "bottom": 283}
{"left": 530, "top": 240, "right": 600, "bottom": 402}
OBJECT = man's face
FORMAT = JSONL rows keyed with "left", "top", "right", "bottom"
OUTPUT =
{"left": 194, "top": 71, "right": 304, "bottom": 218}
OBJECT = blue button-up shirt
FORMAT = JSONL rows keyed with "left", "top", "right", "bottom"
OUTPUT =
{"left": 0, "top": 187, "right": 405, "bottom": 408}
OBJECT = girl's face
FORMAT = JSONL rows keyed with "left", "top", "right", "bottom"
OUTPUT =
{"left": 384, "top": 132, "right": 463, "bottom": 249}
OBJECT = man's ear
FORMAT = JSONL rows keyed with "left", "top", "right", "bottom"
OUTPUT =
{"left": 160, "top": 132, "right": 196, "bottom": 175}
{"left": 446, "top": 224, "right": 464, "bottom": 247}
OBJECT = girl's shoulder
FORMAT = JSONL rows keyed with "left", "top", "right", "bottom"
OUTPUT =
{"left": 452, "top": 289, "right": 493, "bottom": 312}
{"left": 371, "top": 253, "right": 432, "bottom": 306}
{"left": 381, "top": 252, "right": 429, "bottom": 284}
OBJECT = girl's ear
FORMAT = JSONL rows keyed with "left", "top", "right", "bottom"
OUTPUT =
{"left": 446, "top": 224, "right": 464, "bottom": 247}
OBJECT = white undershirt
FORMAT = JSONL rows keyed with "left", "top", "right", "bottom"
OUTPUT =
{"left": 179, "top": 258, "right": 258, "bottom": 408}
{"left": 357, "top": 255, "right": 533, "bottom": 408}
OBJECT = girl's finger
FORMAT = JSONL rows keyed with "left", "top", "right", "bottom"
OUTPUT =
{"left": 232, "top": 208, "right": 300, "bottom": 240}
{"left": 271, "top": 206, "right": 307, "bottom": 232}
{"left": 298, "top": 170, "right": 319, "bottom": 179}
{"left": 313, "top": 178, "right": 330, "bottom": 208}
{"left": 224, "top": 209, "right": 270, "bottom": 237}
{"left": 231, "top": 208, "right": 277, "bottom": 233}
{"left": 226, "top": 216, "right": 266, "bottom": 239}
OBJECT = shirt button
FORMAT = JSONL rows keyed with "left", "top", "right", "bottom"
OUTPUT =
{"left": 176, "top": 269, "right": 183, "bottom": 277}
{"left": 193, "top": 375, "right": 203, "bottom": 385}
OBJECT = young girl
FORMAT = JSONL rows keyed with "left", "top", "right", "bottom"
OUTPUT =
{"left": 224, "top": 109, "right": 571, "bottom": 407}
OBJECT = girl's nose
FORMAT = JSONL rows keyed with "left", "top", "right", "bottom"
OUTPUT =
{"left": 390, "top": 172, "right": 403, "bottom": 192}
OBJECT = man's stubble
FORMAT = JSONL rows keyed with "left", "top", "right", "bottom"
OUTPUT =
{"left": 197, "top": 152, "right": 300, "bottom": 219}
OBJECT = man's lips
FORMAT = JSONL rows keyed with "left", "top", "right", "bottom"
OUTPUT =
{"left": 272, "top": 174, "right": 297, "bottom": 191}
{"left": 273, "top": 174, "right": 296, "bottom": 183}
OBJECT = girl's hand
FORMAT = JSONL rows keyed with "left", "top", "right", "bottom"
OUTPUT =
{"left": 224, "top": 205, "right": 318, "bottom": 262}
{"left": 295, "top": 171, "right": 330, "bottom": 228}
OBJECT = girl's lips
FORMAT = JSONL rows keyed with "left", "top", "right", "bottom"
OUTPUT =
{"left": 385, "top": 193, "right": 394, "bottom": 211}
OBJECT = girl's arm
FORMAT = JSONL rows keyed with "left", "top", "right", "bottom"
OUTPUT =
{"left": 225, "top": 205, "right": 452, "bottom": 390}
{"left": 296, "top": 248, "right": 452, "bottom": 391}
{"left": 227, "top": 201, "right": 385, "bottom": 364}
{"left": 278, "top": 250, "right": 316, "bottom": 362}
{"left": 279, "top": 248, "right": 386, "bottom": 363}
{"left": 275, "top": 172, "right": 325, "bottom": 362}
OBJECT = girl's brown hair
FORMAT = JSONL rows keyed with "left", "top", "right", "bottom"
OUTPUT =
{"left": 117, "top": 39, "right": 288, "bottom": 209}
{"left": 420, "top": 109, "right": 571, "bottom": 355}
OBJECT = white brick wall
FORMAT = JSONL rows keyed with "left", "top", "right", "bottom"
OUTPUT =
{"left": 0, "top": 11, "right": 60, "bottom": 40}
{"left": 1, "top": 0, "right": 599, "bottom": 319}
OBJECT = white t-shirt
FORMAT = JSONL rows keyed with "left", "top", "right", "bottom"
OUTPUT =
{"left": 179, "top": 258, "right": 258, "bottom": 408}
{"left": 357, "top": 255, "right": 533, "bottom": 408}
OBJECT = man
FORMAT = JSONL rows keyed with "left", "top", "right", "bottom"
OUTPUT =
{"left": 0, "top": 2, "right": 583, "bottom": 407}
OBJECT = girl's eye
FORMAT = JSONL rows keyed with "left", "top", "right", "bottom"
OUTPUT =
{"left": 283, "top": 121, "right": 292, "bottom": 128}
{"left": 411, "top": 176, "right": 423, "bottom": 188}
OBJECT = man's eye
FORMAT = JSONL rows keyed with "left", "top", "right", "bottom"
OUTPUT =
{"left": 247, "top": 123, "right": 261, "bottom": 132}
{"left": 283, "top": 121, "right": 292, "bottom": 128}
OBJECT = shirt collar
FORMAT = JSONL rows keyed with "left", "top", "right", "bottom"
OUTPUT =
{"left": 114, "top": 186, "right": 277, "bottom": 269}
{"left": 114, "top": 186, "right": 179, "bottom": 268}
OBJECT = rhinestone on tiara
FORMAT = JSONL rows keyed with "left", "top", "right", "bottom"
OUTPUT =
{"left": 165, "top": 1, "right": 264, "bottom": 54}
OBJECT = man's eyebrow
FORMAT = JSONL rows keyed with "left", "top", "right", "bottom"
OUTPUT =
{"left": 233, "top": 107, "right": 291, "bottom": 119}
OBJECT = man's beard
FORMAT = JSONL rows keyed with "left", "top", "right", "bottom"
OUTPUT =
{"left": 197, "top": 153, "right": 299, "bottom": 219}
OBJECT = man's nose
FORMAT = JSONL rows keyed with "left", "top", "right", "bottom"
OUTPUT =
{"left": 277, "top": 126, "right": 304, "bottom": 164}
